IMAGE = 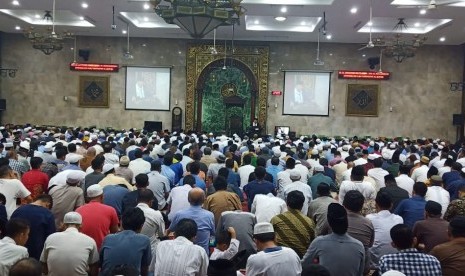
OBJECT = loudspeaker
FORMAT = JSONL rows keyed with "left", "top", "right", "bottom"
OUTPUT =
{"left": 78, "top": 49, "right": 90, "bottom": 61}
{"left": 0, "top": 99, "right": 6, "bottom": 111}
{"left": 368, "top": 57, "right": 380, "bottom": 70}
{"left": 453, "top": 114, "right": 464, "bottom": 126}
{"left": 144, "top": 121, "right": 162, "bottom": 132}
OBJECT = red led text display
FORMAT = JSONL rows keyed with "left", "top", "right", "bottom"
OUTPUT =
{"left": 338, "top": 70, "right": 390, "bottom": 80}
{"left": 70, "top": 62, "right": 119, "bottom": 73}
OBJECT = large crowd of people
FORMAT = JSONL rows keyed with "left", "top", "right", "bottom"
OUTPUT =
{"left": 0, "top": 124, "right": 465, "bottom": 276}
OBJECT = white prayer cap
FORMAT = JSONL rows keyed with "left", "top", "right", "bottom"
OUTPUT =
{"left": 253, "top": 222, "right": 274, "bottom": 235}
{"left": 87, "top": 184, "right": 103, "bottom": 198}
{"left": 63, "top": 212, "right": 82, "bottom": 225}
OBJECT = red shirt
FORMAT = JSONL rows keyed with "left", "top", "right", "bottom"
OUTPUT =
{"left": 76, "top": 201, "right": 119, "bottom": 250}
{"left": 21, "top": 169, "right": 49, "bottom": 199}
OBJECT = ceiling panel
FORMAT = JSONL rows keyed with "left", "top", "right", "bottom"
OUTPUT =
{"left": 245, "top": 16, "right": 321, "bottom": 32}
{"left": 358, "top": 17, "right": 452, "bottom": 34}
{"left": 0, "top": 9, "right": 94, "bottom": 27}
{"left": 119, "top": 12, "right": 179, "bottom": 28}
{"left": 242, "top": 0, "right": 334, "bottom": 5}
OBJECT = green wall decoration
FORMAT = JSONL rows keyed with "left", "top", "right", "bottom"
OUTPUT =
{"left": 201, "top": 67, "right": 253, "bottom": 133}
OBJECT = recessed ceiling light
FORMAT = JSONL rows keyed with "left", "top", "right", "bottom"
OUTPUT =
{"left": 34, "top": 14, "right": 41, "bottom": 19}
{"left": 326, "top": 34, "right": 332, "bottom": 40}
{"left": 12, "top": 0, "right": 19, "bottom": 6}
{"left": 280, "top": 6, "right": 287, "bottom": 13}
{"left": 362, "top": 54, "right": 366, "bottom": 57}
{"left": 350, "top": 7, "right": 357, "bottom": 14}
{"left": 122, "top": 30, "right": 127, "bottom": 34}
{"left": 79, "top": 16, "right": 84, "bottom": 20}
{"left": 414, "top": 22, "right": 420, "bottom": 27}
{"left": 254, "top": 20, "right": 259, "bottom": 24}
{"left": 419, "top": 9, "right": 427, "bottom": 15}
{"left": 141, "top": 43, "right": 147, "bottom": 47}
{"left": 144, "top": 17, "right": 149, "bottom": 22}
{"left": 143, "top": 3, "right": 150, "bottom": 10}
{"left": 329, "top": 53, "right": 333, "bottom": 56}
{"left": 81, "top": 2, "right": 88, "bottom": 9}
{"left": 367, "top": 21, "right": 373, "bottom": 26}
{"left": 15, "top": 25, "right": 20, "bottom": 30}
{"left": 300, "top": 21, "right": 306, "bottom": 25}
{"left": 275, "top": 16, "right": 287, "bottom": 22}
{"left": 439, "top": 37, "right": 446, "bottom": 42}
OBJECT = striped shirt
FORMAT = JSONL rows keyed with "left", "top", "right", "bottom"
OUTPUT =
{"left": 270, "top": 209, "right": 315, "bottom": 258}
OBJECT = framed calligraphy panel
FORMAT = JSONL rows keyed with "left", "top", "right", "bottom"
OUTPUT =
{"left": 78, "top": 76, "right": 110, "bottom": 108}
{"left": 346, "top": 84, "right": 379, "bottom": 117}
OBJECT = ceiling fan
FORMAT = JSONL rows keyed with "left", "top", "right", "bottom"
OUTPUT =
{"left": 359, "top": 0, "right": 377, "bottom": 50}
{"left": 395, "top": 0, "right": 464, "bottom": 9}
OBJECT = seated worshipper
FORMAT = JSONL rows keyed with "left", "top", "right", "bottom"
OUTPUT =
{"left": 179, "top": 161, "right": 206, "bottom": 192}
{"left": 61, "top": 151, "right": 83, "bottom": 171}
{"left": 155, "top": 218, "right": 209, "bottom": 276}
{"left": 444, "top": 185, "right": 465, "bottom": 221}
{"left": 307, "top": 164, "right": 337, "bottom": 200}
{"left": 21, "top": 157, "right": 49, "bottom": 200}
{"left": 424, "top": 166, "right": 439, "bottom": 187}
{"left": 379, "top": 224, "right": 442, "bottom": 275}
{"left": 338, "top": 165, "right": 376, "bottom": 204}
{"left": 83, "top": 156, "right": 105, "bottom": 197}
{"left": 128, "top": 149, "right": 151, "bottom": 183}
{"left": 343, "top": 190, "right": 375, "bottom": 275}
{"left": 248, "top": 158, "right": 274, "bottom": 184}
{"left": 238, "top": 154, "right": 256, "bottom": 189}
{"left": 0, "top": 164, "right": 32, "bottom": 219}
{"left": 147, "top": 160, "right": 171, "bottom": 210}
{"left": 379, "top": 174, "right": 409, "bottom": 211}
{"left": 367, "top": 158, "right": 389, "bottom": 191}
{"left": 395, "top": 165, "right": 415, "bottom": 197}
{"left": 425, "top": 175, "right": 450, "bottom": 218}
{"left": 430, "top": 216, "right": 465, "bottom": 276}
{"left": 0, "top": 193, "right": 6, "bottom": 235}
{"left": 210, "top": 227, "right": 240, "bottom": 260}
{"left": 444, "top": 166, "right": 465, "bottom": 200}
{"left": 276, "top": 157, "right": 295, "bottom": 198}
{"left": 79, "top": 146, "right": 96, "bottom": 172}
{"left": 40, "top": 212, "right": 99, "bottom": 276}
{"left": 103, "top": 184, "right": 130, "bottom": 218}
{"left": 98, "top": 164, "right": 133, "bottom": 190}
{"left": 366, "top": 191, "right": 403, "bottom": 268}
{"left": 0, "top": 219, "right": 30, "bottom": 275}
{"left": 100, "top": 207, "right": 151, "bottom": 276}
{"left": 271, "top": 190, "right": 315, "bottom": 258}
{"left": 7, "top": 150, "right": 29, "bottom": 177}
{"left": 167, "top": 175, "right": 195, "bottom": 222}
{"left": 243, "top": 166, "right": 276, "bottom": 211}
{"left": 266, "top": 157, "right": 283, "bottom": 186}
{"left": 411, "top": 156, "right": 430, "bottom": 183}
{"left": 114, "top": 155, "right": 134, "bottom": 185}
{"left": 245, "top": 222, "right": 302, "bottom": 276}
{"left": 168, "top": 188, "right": 215, "bottom": 254}
{"left": 76, "top": 184, "right": 119, "bottom": 251}
{"left": 9, "top": 257, "right": 42, "bottom": 276}
{"left": 413, "top": 201, "right": 449, "bottom": 253}
{"left": 217, "top": 167, "right": 244, "bottom": 201}
{"left": 49, "top": 171, "right": 85, "bottom": 228}
{"left": 102, "top": 142, "right": 119, "bottom": 166}
{"left": 204, "top": 176, "right": 242, "bottom": 225}
{"left": 308, "top": 184, "right": 338, "bottom": 236}
{"left": 302, "top": 203, "right": 365, "bottom": 276}
{"left": 251, "top": 193, "right": 287, "bottom": 223}
{"left": 122, "top": 174, "right": 158, "bottom": 215}
{"left": 283, "top": 170, "right": 312, "bottom": 215}
{"left": 394, "top": 182, "right": 428, "bottom": 228}
{"left": 170, "top": 153, "right": 184, "bottom": 185}
{"left": 10, "top": 194, "right": 55, "bottom": 260}
{"left": 217, "top": 210, "right": 257, "bottom": 269}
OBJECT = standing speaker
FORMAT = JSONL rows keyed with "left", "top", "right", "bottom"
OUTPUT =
{"left": 0, "top": 99, "right": 6, "bottom": 111}
{"left": 453, "top": 114, "right": 464, "bottom": 126}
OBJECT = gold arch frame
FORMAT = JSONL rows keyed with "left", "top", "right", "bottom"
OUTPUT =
{"left": 185, "top": 44, "right": 269, "bottom": 131}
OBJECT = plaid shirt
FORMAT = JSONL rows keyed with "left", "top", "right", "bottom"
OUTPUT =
{"left": 379, "top": 248, "right": 442, "bottom": 276}
{"left": 9, "top": 159, "right": 28, "bottom": 174}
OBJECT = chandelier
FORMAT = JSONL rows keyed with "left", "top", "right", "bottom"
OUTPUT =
{"left": 23, "top": 0, "right": 73, "bottom": 55}
{"left": 150, "top": 0, "right": 245, "bottom": 39}
{"left": 383, "top": 19, "right": 427, "bottom": 63}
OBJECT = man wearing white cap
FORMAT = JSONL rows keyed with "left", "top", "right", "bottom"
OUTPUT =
{"left": 76, "top": 184, "right": 119, "bottom": 250}
{"left": 49, "top": 171, "right": 85, "bottom": 228}
{"left": 98, "top": 164, "right": 133, "bottom": 191}
{"left": 282, "top": 170, "right": 312, "bottom": 215}
{"left": 40, "top": 212, "right": 99, "bottom": 276}
{"left": 246, "top": 222, "right": 301, "bottom": 275}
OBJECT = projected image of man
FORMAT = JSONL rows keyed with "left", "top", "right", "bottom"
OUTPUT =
{"left": 135, "top": 80, "right": 146, "bottom": 99}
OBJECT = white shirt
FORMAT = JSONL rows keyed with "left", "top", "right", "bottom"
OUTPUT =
{"left": 367, "top": 167, "right": 389, "bottom": 191}
{"left": 395, "top": 174, "right": 415, "bottom": 197}
{"left": 438, "top": 166, "right": 451, "bottom": 177}
{"left": 136, "top": 203, "right": 165, "bottom": 247}
{"left": 155, "top": 236, "right": 208, "bottom": 276}
{"left": 251, "top": 194, "right": 287, "bottom": 223}
{"left": 0, "top": 179, "right": 31, "bottom": 218}
{"left": 353, "top": 158, "right": 368, "bottom": 166}
{"left": 433, "top": 159, "right": 446, "bottom": 169}
{"left": 339, "top": 180, "right": 376, "bottom": 204}
{"left": 103, "top": 153, "right": 120, "bottom": 166}
{"left": 246, "top": 246, "right": 302, "bottom": 276}
{"left": 49, "top": 170, "right": 86, "bottom": 188}
{"left": 294, "top": 163, "right": 310, "bottom": 182}
{"left": 425, "top": 186, "right": 450, "bottom": 217}
{"left": 210, "top": 239, "right": 240, "bottom": 260}
{"left": 180, "top": 156, "right": 193, "bottom": 173}
{"left": 0, "top": 237, "right": 29, "bottom": 275}
{"left": 277, "top": 170, "right": 292, "bottom": 198}
{"left": 167, "top": 184, "right": 192, "bottom": 222}
{"left": 283, "top": 181, "right": 312, "bottom": 215}
{"left": 366, "top": 210, "right": 403, "bottom": 265}
{"left": 128, "top": 158, "right": 151, "bottom": 182}
{"left": 411, "top": 165, "right": 429, "bottom": 183}
{"left": 342, "top": 168, "right": 353, "bottom": 182}
{"left": 40, "top": 227, "right": 99, "bottom": 276}
{"left": 238, "top": 165, "right": 255, "bottom": 189}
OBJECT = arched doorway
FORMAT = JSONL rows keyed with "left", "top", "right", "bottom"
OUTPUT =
{"left": 195, "top": 58, "right": 258, "bottom": 134}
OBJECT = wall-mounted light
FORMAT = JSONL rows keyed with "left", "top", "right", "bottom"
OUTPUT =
{"left": 63, "top": 96, "right": 68, "bottom": 101}
{"left": 389, "top": 106, "right": 393, "bottom": 112}
{"left": 175, "top": 99, "right": 178, "bottom": 105}
{"left": 119, "top": 97, "right": 123, "bottom": 103}
{"left": 331, "top": 105, "right": 335, "bottom": 110}
{"left": 274, "top": 103, "right": 278, "bottom": 108}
